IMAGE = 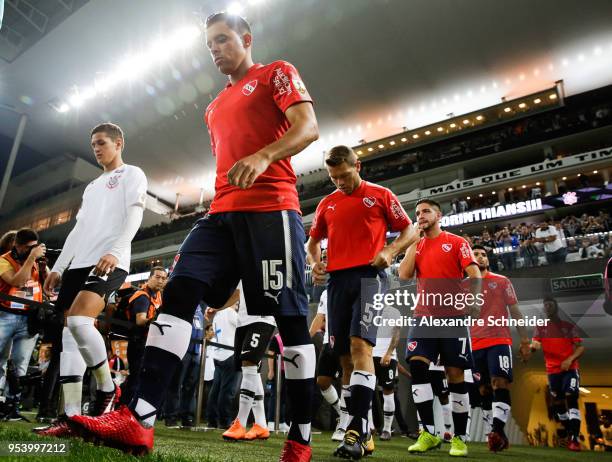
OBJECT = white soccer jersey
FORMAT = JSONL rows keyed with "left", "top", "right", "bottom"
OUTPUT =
{"left": 54, "top": 164, "right": 147, "bottom": 273}
{"left": 316, "top": 289, "right": 329, "bottom": 344}
{"left": 372, "top": 306, "right": 400, "bottom": 359}
{"left": 236, "top": 281, "right": 276, "bottom": 328}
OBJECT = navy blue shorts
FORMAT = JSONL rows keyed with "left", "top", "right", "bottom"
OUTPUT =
{"left": 548, "top": 369, "right": 580, "bottom": 398}
{"left": 472, "top": 344, "right": 513, "bottom": 383}
{"left": 327, "top": 266, "right": 387, "bottom": 355}
{"left": 170, "top": 211, "right": 308, "bottom": 317}
{"left": 317, "top": 343, "right": 341, "bottom": 379}
{"left": 406, "top": 322, "right": 472, "bottom": 370}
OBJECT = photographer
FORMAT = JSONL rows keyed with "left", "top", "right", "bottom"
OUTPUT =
{"left": 0, "top": 228, "right": 46, "bottom": 420}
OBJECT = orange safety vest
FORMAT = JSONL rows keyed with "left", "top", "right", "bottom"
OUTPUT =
{"left": 0, "top": 251, "right": 43, "bottom": 314}
{"left": 126, "top": 286, "right": 162, "bottom": 321}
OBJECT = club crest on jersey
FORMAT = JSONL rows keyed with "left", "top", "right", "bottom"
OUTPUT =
{"left": 363, "top": 197, "right": 376, "bottom": 208}
{"left": 473, "top": 372, "right": 481, "bottom": 381}
{"left": 407, "top": 341, "right": 418, "bottom": 352}
{"left": 242, "top": 79, "right": 258, "bottom": 96}
{"left": 106, "top": 174, "right": 121, "bottom": 189}
{"left": 442, "top": 243, "right": 452, "bottom": 252}
{"left": 488, "top": 282, "right": 498, "bottom": 289}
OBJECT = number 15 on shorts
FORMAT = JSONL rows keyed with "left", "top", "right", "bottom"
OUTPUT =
{"left": 262, "top": 260, "right": 283, "bottom": 291}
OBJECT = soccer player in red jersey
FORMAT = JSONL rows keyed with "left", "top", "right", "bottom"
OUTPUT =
{"left": 69, "top": 13, "right": 319, "bottom": 461}
{"left": 470, "top": 245, "right": 531, "bottom": 452}
{"left": 530, "top": 297, "right": 585, "bottom": 452}
{"left": 307, "top": 145, "right": 418, "bottom": 459}
{"left": 398, "top": 198, "right": 481, "bottom": 457}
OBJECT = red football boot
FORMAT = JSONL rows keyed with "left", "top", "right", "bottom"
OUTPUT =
{"left": 69, "top": 405, "right": 154, "bottom": 455}
{"left": 279, "top": 440, "right": 312, "bottom": 462}
{"left": 487, "top": 430, "right": 510, "bottom": 452}
{"left": 567, "top": 439, "right": 581, "bottom": 452}
{"left": 33, "top": 416, "right": 77, "bottom": 438}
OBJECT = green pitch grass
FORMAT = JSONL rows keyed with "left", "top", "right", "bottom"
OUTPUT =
{"left": 1, "top": 413, "right": 611, "bottom": 462}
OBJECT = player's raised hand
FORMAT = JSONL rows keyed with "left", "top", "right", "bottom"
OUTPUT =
{"left": 519, "top": 339, "right": 532, "bottom": 362}
{"left": 311, "top": 261, "right": 327, "bottom": 286}
{"left": 228, "top": 151, "right": 272, "bottom": 189}
{"left": 370, "top": 246, "right": 393, "bottom": 269}
{"left": 43, "top": 271, "right": 61, "bottom": 297}
{"left": 94, "top": 254, "right": 118, "bottom": 276}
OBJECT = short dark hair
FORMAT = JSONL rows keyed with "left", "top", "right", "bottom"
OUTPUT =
{"left": 15, "top": 228, "right": 38, "bottom": 246}
{"left": 205, "top": 12, "right": 251, "bottom": 35}
{"left": 415, "top": 198, "right": 441, "bottom": 211}
{"left": 471, "top": 244, "right": 486, "bottom": 253}
{"left": 0, "top": 230, "right": 17, "bottom": 253}
{"left": 149, "top": 266, "right": 167, "bottom": 277}
{"left": 325, "top": 145, "right": 357, "bottom": 167}
{"left": 91, "top": 123, "right": 124, "bottom": 144}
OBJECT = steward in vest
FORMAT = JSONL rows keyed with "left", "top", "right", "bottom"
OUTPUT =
{"left": 120, "top": 266, "right": 167, "bottom": 404}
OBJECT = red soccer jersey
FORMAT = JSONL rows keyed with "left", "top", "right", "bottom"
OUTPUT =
{"left": 413, "top": 231, "right": 477, "bottom": 317}
{"left": 533, "top": 320, "right": 581, "bottom": 374}
{"left": 205, "top": 61, "right": 313, "bottom": 214}
{"left": 310, "top": 181, "right": 410, "bottom": 272}
{"left": 470, "top": 272, "right": 518, "bottom": 350}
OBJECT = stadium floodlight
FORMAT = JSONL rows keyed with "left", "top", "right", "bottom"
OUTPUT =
{"left": 50, "top": 24, "right": 202, "bottom": 113}
{"left": 227, "top": 2, "right": 245, "bottom": 15}
{"left": 378, "top": 144, "right": 384, "bottom": 149}
{"left": 412, "top": 134, "right": 419, "bottom": 139}
{"left": 400, "top": 137, "right": 407, "bottom": 142}
{"left": 389, "top": 140, "right": 396, "bottom": 145}
{"left": 533, "top": 98, "right": 541, "bottom": 104}
{"left": 504, "top": 107, "right": 512, "bottom": 113}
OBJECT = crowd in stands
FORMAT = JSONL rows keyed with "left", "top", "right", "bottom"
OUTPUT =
{"left": 463, "top": 212, "right": 611, "bottom": 271}
{"left": 297, "top": 93, "right": 612, "bottom": 200}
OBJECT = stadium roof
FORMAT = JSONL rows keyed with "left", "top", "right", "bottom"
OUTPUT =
{"left": 2, "top": 0, "right": 612, "bottom": 206}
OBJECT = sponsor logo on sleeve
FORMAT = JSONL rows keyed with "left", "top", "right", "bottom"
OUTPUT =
{"left": 460, "top": 242, "right": 472, "bottom": 259}
{"left": 273, "top": 67, "right": 292, "bottom": 96}
{"left": 390, "top": 200, "right": 405, "bottom": 220}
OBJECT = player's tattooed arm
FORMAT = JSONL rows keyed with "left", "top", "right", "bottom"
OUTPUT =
{"left": 306, "top": 236, "right": 327, "bottom": 285}
{"left": 464, "top": 263, "right": 482, "bottom": 318}
{"left": 371, "top": 222, "right": 420, "bottom": 270}
{"left": 398, "top": 242, "right": 417, "bottom": 280}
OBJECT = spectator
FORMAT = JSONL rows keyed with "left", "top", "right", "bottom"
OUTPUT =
{"left": 535, "top": 221, "right": 567, "bottom": 265}
{"left": 0, "top": 228, "right": 46, "bottom": 421}
{"left": 518, "top": 225, "right": 540, "bottom": 268}
{"left": 582, "top": 237, "right": 605, "bottom": 259}
{"left": 480, "top": 230, "right": 499, "bottom": 272}
{"left": 566, "top": 238, "right": 580, "bottom": 255}
{"left": 496, "top": 227, "right": 519, "bottom": 271}
{"left": 205, "top": 301, "right": 240, "bottom": 429}
{"left": 458, "top": 198, "right": 469, "bottom": 212}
